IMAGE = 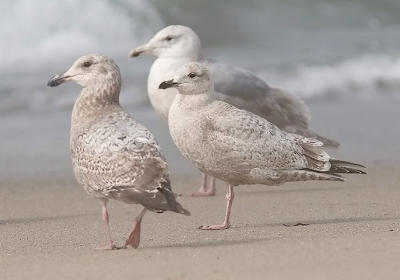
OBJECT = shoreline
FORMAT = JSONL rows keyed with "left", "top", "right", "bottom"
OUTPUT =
{"left": 0, "top": 95, "right": 399, "bottom": 186}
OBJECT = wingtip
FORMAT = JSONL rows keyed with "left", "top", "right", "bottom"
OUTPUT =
{"left": 330, "top": 159, "right": 367, "bottom": 169}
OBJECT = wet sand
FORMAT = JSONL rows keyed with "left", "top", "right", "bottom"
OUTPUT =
{"left": 1, "top": 166, "right": 399, "bottom": 279}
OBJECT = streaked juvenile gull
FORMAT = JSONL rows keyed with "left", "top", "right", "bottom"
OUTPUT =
{"left": 159, "top": 62, "right": 365, "bottom": 230}
{"left": 130, "top": 25, "right": 339, "bottom": 197}
{"left": 47, "top": 54, "right": 190, "bottom": 249}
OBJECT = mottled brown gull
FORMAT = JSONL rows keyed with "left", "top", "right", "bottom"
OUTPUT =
{"left": 159, "top": 62, "right": 365, "bottom": 230}
{"left": 130, "top": 25, "right": 339, "bottom": 197}
{"left": 47, "top": 54, "right": 189, "bottom": 249}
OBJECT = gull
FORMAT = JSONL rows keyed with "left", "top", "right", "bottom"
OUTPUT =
{"left": 130, "top": 25, "right": 339, "bottom": 197}
{"left": 159, "top": 62, "right": 365, "bottom": 230}
{"left": 47, "top": 54, "right": 189, "bottom": 249}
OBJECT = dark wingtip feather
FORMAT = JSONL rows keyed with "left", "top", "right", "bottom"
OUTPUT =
{"left": 158, "top": 183, "right": 191, "bottom": 216}
{"left": 329, "top": 159, "right": 367, "bottom": 175}
{"left": 331, "top": 166, "right": 366, "bottom": 174}
{"left": 330, "top": 159, "right": 366, "bottom": 169}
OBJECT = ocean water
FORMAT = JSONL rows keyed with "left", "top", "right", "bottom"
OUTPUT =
{"left": 0, "top": 0, "right": 399, "bottom": 184}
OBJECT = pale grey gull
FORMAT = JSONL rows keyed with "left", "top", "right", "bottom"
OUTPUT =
{"left": 130, "top": 25, "right": 339, "bottom": 197}
{"left": 159, "top": 62, "right": 364, "bottom": 230}
{"left": 47, "top": 54, "right": 189, "bottom": 249}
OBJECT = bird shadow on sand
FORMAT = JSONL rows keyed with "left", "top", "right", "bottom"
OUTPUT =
{"left": 0, "top": 213, "right": 95, "bottom": 226}
{"left": 144, "top": 236, "right": 277, "bottom": 250}
{"left": 144, "top": 215, "right": 399, "bottom": 250}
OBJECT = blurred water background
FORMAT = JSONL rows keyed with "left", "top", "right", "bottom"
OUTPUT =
{"left": 0, "top": 0, "right": 399, "bottom": 185}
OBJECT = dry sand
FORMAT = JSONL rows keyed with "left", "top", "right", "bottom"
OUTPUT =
{"left": 1, "top": 166, "right": 399, "bottom": 279}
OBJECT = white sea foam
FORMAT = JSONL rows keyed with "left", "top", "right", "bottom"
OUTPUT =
{"left": 260, "top": 54, "right": 400, "bottom": 99}
{"left": 1, "top": 0, "right": 400, "bottom": 116}
{"left": 0, "top": 0, "right": 163, "bottom": 71}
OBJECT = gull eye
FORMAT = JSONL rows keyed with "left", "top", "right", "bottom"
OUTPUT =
{"left": 165, "top": 36, "right": 173, "bottom": 41}
{"left": 83, "top": 61, "right": 93, "bottom": 68}
{"left": 188, "top": 72, "right": 197, "bottom": 78}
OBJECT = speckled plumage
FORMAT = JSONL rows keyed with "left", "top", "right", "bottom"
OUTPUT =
{"left": 169, "top": 88, "right": 337, "bottom": 187}
{"left": 48, "top": 54, "right": 188, "bottom": 248}
{"left": 131, "top": 25, "right": 339, "bottom": 147}
{"left": 163, "top": 62, "right": 365, "bottom": 230}
{"left": 131, "top": 25, "right": 339, "bottom": 197}
{"left": 71, "top": 108, "right": 176, "bottom": 212}
{"left": 68, "top": 56, "right": 186, "bottom": 214}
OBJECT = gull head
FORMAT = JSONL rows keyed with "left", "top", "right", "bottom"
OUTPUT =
{"left": 47, "top": 54, "right": 120, "bottom": 88}
{"left": 130, "top": 25, "right": 203, "bottom": 59}
{"left": 159, "top": 62, "right": 212, "bottom": 95}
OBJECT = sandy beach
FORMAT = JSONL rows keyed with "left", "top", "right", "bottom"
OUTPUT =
{"left": 2, "top": 1, "right": 400, "bottom": 279}
{"left": 1, "top": 166, "right": 399, "bottom": 279}
{"left": 0, "top": 71, "right": 398, "bottom": 280}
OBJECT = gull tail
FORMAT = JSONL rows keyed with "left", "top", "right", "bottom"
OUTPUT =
{"left": 117, "top": 178, "right": 190, "bottom": 216}
{"left": 288, "top": 159, "right": 366, "bottom": 183}
{"left": 328, "top": 159, "right": 366, "bottom": 175}
{"left": 299, "top": 137, "right": 366, "bottom": 179}
{"left": 158, "top": 180, "right": 191, "bottom": 216}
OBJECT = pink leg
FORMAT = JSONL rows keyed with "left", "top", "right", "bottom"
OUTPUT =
{"left": 183, "top": 173, "right": 216, "bottom": 197}
{"left": 125, "top": 208, "right": 147, "bottom": 249}
{"left": 199, "top": 184, "right": 234, "bottom": 230}
{"left": 96, "top": 200, "right": 117, "bottom": 250}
